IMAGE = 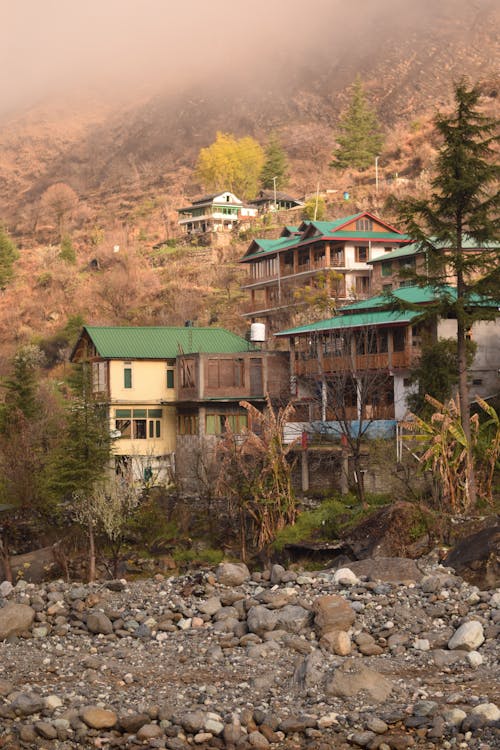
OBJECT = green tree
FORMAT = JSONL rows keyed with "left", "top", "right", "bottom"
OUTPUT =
{"left": 0, "top": 346, "right": 64, "bottom": 579}
{"left": 0, "top": 225, "right": 19, "bottom": 289}
{"left": 196, "top": 132, "right": 265, "bottom": 199}
{"left": 330, "top": 76, "right": 384, "bottom": 171}
{"left": 407, "top": 338, "right": 476, "bottom": 418}
{"left": 59, "top": 234, "right": 76, "bottom": 264}
{"left": 260, "top": 133, "right": 289, "bottom": 191}
{"left": 398, "top": 78, "right": 500, "bottom": 507}
{"left": 302, "top": 196, "right": 326, "bottom": 221}
{"left": 46, "top": 362, "right": 112, "bottom": 503}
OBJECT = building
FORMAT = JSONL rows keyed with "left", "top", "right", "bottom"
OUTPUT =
{"left": 369, "top": 237, "right": 500, "bottom": 295}
{"left": 70, "top": 325, "right": 290, "bottom": 489}
{"left": 177, "top": 192, "right": 258, "bottom": 237}
{"left": 240, "top": 211, "right": 410, "bottom": 333}
{"left": 249, "top": 190, "right": 304, "bottom": 213}
{"left": 275, "top": 286, "right": 500, "bottom": 428}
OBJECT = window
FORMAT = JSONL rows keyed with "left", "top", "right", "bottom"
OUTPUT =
{"left": 115, "top": 408, "right": 161, "bottom": 440}
{"left": 205, "top": 412, "right": 248, "bottom": 435}
{"left": 180, "top": 359, "right": 195, "bottom": 388}
{"left": 355, "top": 218, "right": 373, "bottom": 231}
{"left": 472, "top": 378, "right": 483, "bottom": 386}
{"left": 178, "top": 413, "right": 199, "bottom": 435}
{"left": 92, "top": 361, "right": 107, "bottom": 393}
{"left": 392, "top": 328, "right": 406, "bottom": 352}
{"left": 382, "top": 283, "right": 393, "bottom": 292}
{"left": 381, "top": 262, "right": 392, "bottom": 277}
{"left": 207, "top": 358, "right": 244, "bottom": 389}
{"left": 166, "top": 369, "right": 175, "bottom": 389}
{"left": 124, "top": 364, "right": 132, "bottom": 389}
{"left": 355, "top": 246, "right": 368, "bottom": 262}
{"left": 398, "top": 280, "right": 416, "bottom": 288}
{"left": 355, "top": 276, "right": 370, "bottom": 295}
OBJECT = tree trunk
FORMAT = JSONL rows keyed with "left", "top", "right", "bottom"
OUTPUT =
{"left": 88, "top": 520, "right": 96, "bottom": 583}
{"left": 0, "top": 537, "right": 13, "bottom": 583}
{"left": 456, "top": 246, "right": 477, "bottom": 509}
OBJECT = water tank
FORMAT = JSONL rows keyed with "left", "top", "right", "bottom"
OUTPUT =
{"left": 250, "top": 322, "right": 266, "bottom": 343}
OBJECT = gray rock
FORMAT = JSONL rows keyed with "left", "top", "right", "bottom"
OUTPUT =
{"left": 247, "top": 605, "right": 279, "bottom": 635}
{"left": 276, "top": 604, "right": 311, "bottom": 633}
{"left": 86, "top": 611, "right": 114, "bottom": 635}
{"left": 11, "top": 693, "right": 45, "bottom": 717}
{"left": 448, "top": 620, "right": 484, "bottom": 651}
{"left": 0, "top": 602, "right": 35, "bottom": 639}
{"left": 326, "top": 663, "right": 393, "bottom": 702}
{"left": 215, "top": 562, "right": 250, "bottom": 586}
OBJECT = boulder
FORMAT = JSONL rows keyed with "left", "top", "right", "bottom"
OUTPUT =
{"left": 312, "top": 595, "right": 355, "bottom": 636}
{"left": 215, "top": 562, "right": 250, "bottom": 586}
{"left": 326, "top": 663, "right": 393, "bottom": 702}
{"left": 0, "top": 603, "right": 35, "bottom": 640}
{"left": 247, "top": 605, "right": 279, "bottom": 636}
{"left": 444, "top": 524, "right": 500, "bottom": 588}
{"left": 448, "top": 620, "right": 484, "bottom": 651}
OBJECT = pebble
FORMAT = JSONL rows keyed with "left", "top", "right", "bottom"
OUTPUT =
{"left": 0, "top": 558, "right": 497, "bottom": 749}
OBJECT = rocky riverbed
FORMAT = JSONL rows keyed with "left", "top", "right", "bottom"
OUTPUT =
{"left": 0, "top": 556, "right": 498, "bottom": 749}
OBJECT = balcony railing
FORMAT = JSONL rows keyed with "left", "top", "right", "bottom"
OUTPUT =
{"left": 294, "top": 350, "right": 412, "bottom": 377}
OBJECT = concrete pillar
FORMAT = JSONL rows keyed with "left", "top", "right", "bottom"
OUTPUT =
{"left": 301, "top": 448, "right": 309, "bottom": 492}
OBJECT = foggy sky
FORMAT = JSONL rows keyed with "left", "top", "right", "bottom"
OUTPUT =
{"left": 0, "top": 0, "right": 492, "bottom": 115}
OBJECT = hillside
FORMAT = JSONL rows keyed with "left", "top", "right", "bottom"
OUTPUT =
{"left": 0, "top": 0, "right": 498, "bottom": 366}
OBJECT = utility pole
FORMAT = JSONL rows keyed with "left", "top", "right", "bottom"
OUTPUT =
{"left": 375, "top": 156, "right": 379, "bottom": 192}
{"left": 273, "top": 176, "right": 277, "bottom": 210}
{"left": 314, "top": 182, "right": 320, "bottom": 221}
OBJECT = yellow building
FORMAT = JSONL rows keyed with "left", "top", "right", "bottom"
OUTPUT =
{"left": 71, "top": 325, "right": 256, "bottom": 484}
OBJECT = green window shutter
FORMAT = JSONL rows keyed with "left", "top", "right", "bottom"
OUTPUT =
{"left": 149, "top": 421, "right": 154, "bottom": 438}
{"left": 148, "top": 409, "right": 163, "bottom": 418}
{"left": 115, "top": 409, "right": 131, "bottom": 418}
{"left": 166, "top": 369, "right": 174, "bottom": 389}
{"left": 155, "top": 420, "right": 161, "bottom": 438}
{"left": 124, "top": 368, "right": 132, "bottom": 388}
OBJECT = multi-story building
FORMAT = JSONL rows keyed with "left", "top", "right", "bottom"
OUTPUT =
{"left": 275, "top": 286, "right": 500, "bottom": 427}
{"left": 240, "top": 211, "right": 409, "bottom": 334}
{"left": 177, "top": 191, "right": 258, "bottom": 236}
{"left": 70, "top": 325, "right": 290, "bottom": 488}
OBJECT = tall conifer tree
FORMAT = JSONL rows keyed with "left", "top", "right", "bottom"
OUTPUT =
{"left": 398, "top": 79, "right": 500, "bottom": 507}
{"left": 330, "top": 76, "right": 384, "bottom": 170}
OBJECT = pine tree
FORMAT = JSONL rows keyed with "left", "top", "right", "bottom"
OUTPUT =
{"left": 0, "top": 225, "right": 19, "bottom": 289}
{"left": 330, "top": 76, "right": 384, "bottom": 171}
{"left": 46, "top": 363, "right": 112, "bottom": 502}
{"left": 398, "top": 78, "right": 500, "bottom": 508}
{"left": 260, "top": 134, "right": 289, "bottom": 191}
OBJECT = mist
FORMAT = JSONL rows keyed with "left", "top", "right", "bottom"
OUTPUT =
{"left": 0, "top": 0, "right": 495, "bottom": 116}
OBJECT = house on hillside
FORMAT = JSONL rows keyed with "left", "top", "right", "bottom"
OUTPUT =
{"left": 368, "top": 238, "right": 500, "bottom": 296}
{"left": 240, "top": 211, "right": 410, "bottom": 334}
{"left": 249, "top": 190, "right": 304, "bottom": 213}
{"left": 177, "top": 192, "right": 258, "bottom": 237}
{"left": 275, "top": 285, "right": 500, "bottom": 428}
{"left": 71, "top": 325, "right": 290, "bottom": 489}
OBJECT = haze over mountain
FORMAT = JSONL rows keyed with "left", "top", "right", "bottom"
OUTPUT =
{"left": 1, "top": 0, "right": 498, "bottom": 234}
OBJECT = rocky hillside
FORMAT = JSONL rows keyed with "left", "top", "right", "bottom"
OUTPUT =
{"left": 0, "top": 557, "right": 498, "bottom": 748}
{"left": 0, "top": 1, "right": 498, "bottom": 366}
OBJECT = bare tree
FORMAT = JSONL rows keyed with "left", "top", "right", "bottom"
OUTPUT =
{"left": 39, "top": 183, "right": 79, "bottom": 240}
{"left": 297, "top": 325, "right": 397, "bottom": 506}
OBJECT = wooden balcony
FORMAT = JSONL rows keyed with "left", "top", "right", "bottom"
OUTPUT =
{"left": 294, "top": 350, "right": 412, "bottom": 377}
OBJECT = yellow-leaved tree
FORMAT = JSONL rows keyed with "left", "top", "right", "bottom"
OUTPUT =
{"left": 196, "top": 132, "right": 264, "bottom": 199}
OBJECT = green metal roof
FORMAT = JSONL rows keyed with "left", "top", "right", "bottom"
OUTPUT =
{"left": 82, "top": 326, "right": 254, "bottom": 359}
{"left": 369, "top": 236, "right": 499, "bottom": 264}
{"left": 342, "top": 286, "right": 449, "bottom": 311}
{"left": 276, "top": 309, "right": 420, "bottom": 336}
{"left": 343, "top": 285, "right": 499, "bottom": 312}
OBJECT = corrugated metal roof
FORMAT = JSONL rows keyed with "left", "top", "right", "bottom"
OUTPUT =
{"left": 275, "top": 309, "right": 420, "bottom": 336}
{"left": 369, "top": 236, "right": 499, "bottom": 263}
{"left": 83, "top": 326, "right": 254, "bottom": 358}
